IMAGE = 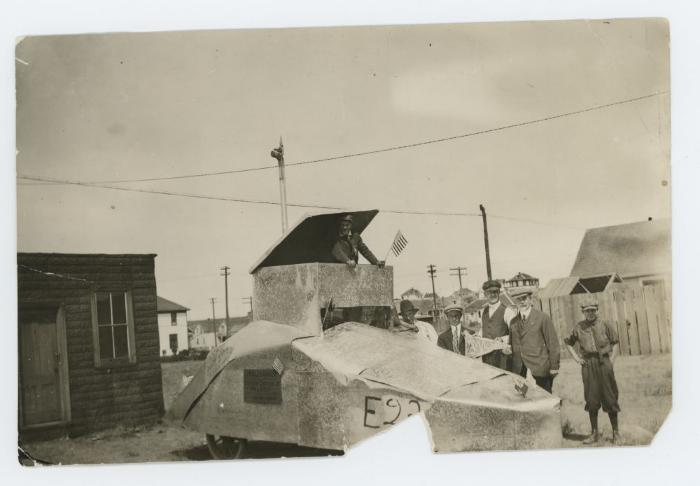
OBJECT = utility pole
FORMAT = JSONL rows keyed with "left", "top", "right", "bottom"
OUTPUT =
{"left": 220, "top": 266, "right": 230, "bottom": 330}
{"left": 449, "top": 266, "right": 467, "bottom": 290}
{"left": 242, "top": 296, "right": 253, "bottom": 315}
{"left": 427, "top": 264, "right": 438, "bottom": 316}
{"left": 270, "top": 137, "right": 288, "bottom": 233}
{"left": 479, "top": 204, "right": 493, "bottom": 280}
{"left": 209, "top": 297, "right": 217, "bottom": 322}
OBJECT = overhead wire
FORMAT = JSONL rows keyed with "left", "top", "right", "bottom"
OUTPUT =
{"left": 16, "top": 174, "right": 585, "bottom": 229}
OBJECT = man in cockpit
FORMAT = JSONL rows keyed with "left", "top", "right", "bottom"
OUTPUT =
{"left": 332, "top": 214, "right": 385, "bottom": 268}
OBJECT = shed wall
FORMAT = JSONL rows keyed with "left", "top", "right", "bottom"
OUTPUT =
{"left": 18, "top": 253, "right": 164, "bottom": 437}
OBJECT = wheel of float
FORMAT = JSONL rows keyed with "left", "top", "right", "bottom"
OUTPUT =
{"left": 205, "top": 434, "right": 247, "bottom": 459}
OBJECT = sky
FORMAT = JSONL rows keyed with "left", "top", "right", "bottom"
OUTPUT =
{"left": 15, "top": 19, "right": 670, "bottom": 320}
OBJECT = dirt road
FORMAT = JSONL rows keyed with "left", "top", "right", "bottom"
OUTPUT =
{"left": 20, "top": 353, "right": 670, "bottom": 465}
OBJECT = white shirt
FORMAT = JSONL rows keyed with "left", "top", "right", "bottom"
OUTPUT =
{"left": 398, "top": 319, "right": 438, "bottom": 344}
{"left": 415, "top": 320, "right": 438, "bottom": 344}
{"left": 486, "top": 301, "right": 518, "bottom": 328}
{"left": 518, "top": 306, "right": 532, "bottom": 321}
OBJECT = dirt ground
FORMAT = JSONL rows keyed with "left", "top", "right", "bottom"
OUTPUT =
{"left": 20, "top": 353, "right": 671, "bottom": 465}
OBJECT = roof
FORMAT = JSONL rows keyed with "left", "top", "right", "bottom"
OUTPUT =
{"left": 570, "top": 219, "right": 671, "bottom": 278}
{"left": 157, "top": 296, "right": 189, "bottom": 313}
{"left": 539, "top": 273, "right": 623, "bottom": 299}
{"left": 506, "top": 272, "right": 537, "bottom": 281}
{"left": 400, "top": 287, "right": 423, "bottom": 299}
{"left": 538, "top": 277, "right": 580, "bottom": 299}
{"left": 249, "top": 210, "right": 379, "bottom": 273}
{"left": 464, "top": 298, "right": 488, "bottom": 313}
{"left": 188, "top": 315, "right": 251, "bottom": 334}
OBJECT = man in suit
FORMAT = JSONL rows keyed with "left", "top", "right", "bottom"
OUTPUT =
{"left": 510, "top": 288, "right": 560, "bottom": 393}
{"left": 480, "top": 280, "right": 517, "bottom": 370}
{"left": 437, "top": 303, "right": 466, "bottom": 355}
{"left": 331, "top": 214, "right": 385, "bottom": 268}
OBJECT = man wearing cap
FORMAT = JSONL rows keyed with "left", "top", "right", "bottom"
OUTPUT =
{"left": 331, "top": 214, "right": 385, "bottom": 269}
{"left": 397, "top": 300, "right": 438, "bottom": 343}
{"left": 564, "top": 301, "right": 621, "bottom": 444}
{"left": 510, "top": 289, "right": 560, "bottom": 393}
{"left": 480, "top": 280, "right": 517, "bottom": 370}
{"left": 437, "top": 303, "right": 466, "bottom": 355}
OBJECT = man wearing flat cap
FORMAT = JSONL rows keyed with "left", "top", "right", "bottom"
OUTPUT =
{"left": 437, "top": 303, "right": 466, "bottom": 355}
{"left": 331, "top": 214, "right": 385, "bottom": 269}
{"left": 510, "top": 288, "right": 560, "bottom": 393}
{"left": 480, "top": 280, "right": 517, "bottom": 370}
{"left": 564, "top": 300, "right": 621, "bottom": 444}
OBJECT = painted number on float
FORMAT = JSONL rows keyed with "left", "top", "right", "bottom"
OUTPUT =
{"left": 363, "top": 395, "right": 421, "bottom": 429}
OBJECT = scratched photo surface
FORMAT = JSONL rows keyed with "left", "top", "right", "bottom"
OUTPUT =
{"left": 16, "top": 18, "right": 670, "bottom": 465}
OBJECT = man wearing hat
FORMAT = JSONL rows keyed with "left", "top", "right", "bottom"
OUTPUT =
{"left": 437, "top": 303, "right": 466, "bottom": 355}
{"left": 510, "top": 288, "right": 560, "bottom": 393}
{"left": 480, "top": 280, "right": 517, "bottom": 370}
{"left": 397, "top": 300, "right": 438, "bottom": 343}
{"left": 564, "top": 300, "right": 621, "bottom": 444}
{"left": 331, "top": 214, "right": 385, "bottom": 269}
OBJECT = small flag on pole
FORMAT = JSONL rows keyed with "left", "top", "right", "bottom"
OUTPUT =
{"left": 390, "top": 230, "right": 409, "bottom": 257}
{"left": 272, "top": 357, "right": 285, "bottom": 375}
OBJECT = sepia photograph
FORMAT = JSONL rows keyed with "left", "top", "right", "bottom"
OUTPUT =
{"left": 13, "top": 10, "right": 675, "bottom": 471}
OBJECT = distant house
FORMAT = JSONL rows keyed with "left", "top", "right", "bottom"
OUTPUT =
{"left": 156, "top": 296, "right": 189, "bottom": 356}
{"left": 188, "top": 314, "right": 252, "bottom": 350}
{"left": 399, "top": 287, "right": 422, "bottom": 300}
{"left": 503, "top": 272, "right": 540, "bottom": 290}
{"left": 18, "top": 253, "right": 164, "bottom": 438}
{"left": 570, "top": 219, "right": 671, "bottom": 288}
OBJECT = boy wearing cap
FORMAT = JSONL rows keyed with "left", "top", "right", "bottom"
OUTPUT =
{"left": 437, "top": 304, "right": 466, "bottom": 355}
{"left": 510, "top": 289, "right": 560, "bottom": 393}
{"left": 564, "top": 301, "right": 621, "bottom": 444}
{"left": 481, "top": 280, "right": 517, "bottom": 370}
{"left": 331, "top": 214, "right": 385, "bottom": 269}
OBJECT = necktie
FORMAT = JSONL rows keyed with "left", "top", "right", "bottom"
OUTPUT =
{"left": 452, "top": 327, "right": 459, "bottom": 352}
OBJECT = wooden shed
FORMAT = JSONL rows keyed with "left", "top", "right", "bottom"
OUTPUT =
{"left": 18, "top": 253, "right": 164, "bottom": 439}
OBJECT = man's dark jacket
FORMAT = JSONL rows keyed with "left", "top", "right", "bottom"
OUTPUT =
{"left": 332, "top": 233, "right": 379, "bottom": 265}
{"left": 437, "top": 327, "right": 466, "bottom": 355}
{"left": 510, "top": 308, "right": 561, "bottom": 377}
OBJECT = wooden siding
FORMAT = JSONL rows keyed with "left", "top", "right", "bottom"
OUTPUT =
{"left": 18, "top": 253, "right": 164, "bottom": 437}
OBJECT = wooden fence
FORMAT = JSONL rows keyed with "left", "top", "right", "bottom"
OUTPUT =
{"left": 537, "top": 284, "right": 671, "bottom": 357}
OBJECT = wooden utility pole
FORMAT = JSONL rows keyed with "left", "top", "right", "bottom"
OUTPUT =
{"left": 427, "top": 264, "right": 438, "bottom": 315}
{"left": 270, "top": 137, "right": 288, "bottom": 233}
{"left": 479, "top": 204, "right": 493, "bottom": 280}
{"left": 242, "top": 296, "right": 253, "bottom": 315}
{"left": 209, "top": 297, "right": 217, "bottom": 322}
{"left": 450, "top": 266, "right": 467, "bottom": 290}
{"left": 220, "top": 266, "right": 230, "bottom": 330}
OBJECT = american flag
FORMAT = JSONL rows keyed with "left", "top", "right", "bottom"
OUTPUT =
{"left": 272, "top": 357, "right": 285, "bottom": 375}
{"left": 390, "top": 230, "right": 408, "bottom": 257}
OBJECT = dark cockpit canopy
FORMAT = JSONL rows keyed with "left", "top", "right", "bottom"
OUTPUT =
{"left": 249, "top": 210, "right": 379, "bottom": 274}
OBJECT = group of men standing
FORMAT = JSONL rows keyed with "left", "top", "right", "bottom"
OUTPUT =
{"left": 333, "top": 212, "right": 621, "bottom": 445}
{"left": 398, "top": 279, "right": 621, "bottom": 445}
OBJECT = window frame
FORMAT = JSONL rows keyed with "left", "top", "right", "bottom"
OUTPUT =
{"left": 90, "top": 290, "right": 137, "bottom": 367}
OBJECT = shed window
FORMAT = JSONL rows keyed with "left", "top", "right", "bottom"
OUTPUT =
{"left": 92, "top": 291, "right": 136, "bottom": 366}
